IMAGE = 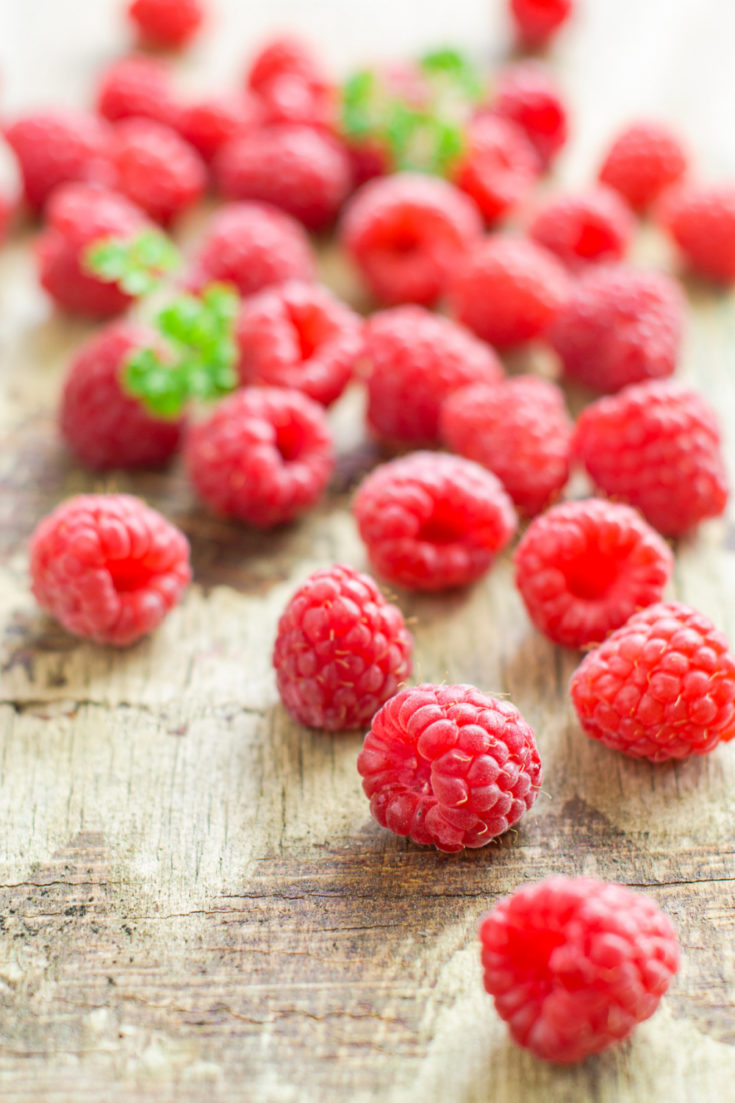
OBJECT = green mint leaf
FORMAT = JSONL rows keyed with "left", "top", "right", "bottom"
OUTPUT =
{"left": 84, "top": 239, "right": 129, "bottom": 282}
{"left": 84, "top": 229, "right": 180, "bottom": 298}
{"left": 340, "top": 70, "right": 380, "bottom": 140}
{"left": 420, "top": 47, "right": 485, "bottom": 102}
{"left": 122, "top": 347, "right": 189, "bottom": 419}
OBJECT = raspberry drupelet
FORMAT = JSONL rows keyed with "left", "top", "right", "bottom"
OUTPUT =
{"left": 599, "top": 121, "right": 688, "bottom": 213}
{"left": 96, "top": 55, "right": 181, "bottom": 129}
{"left": 656, "top": 183, "right": 735, "bottom": 283}
{"left": 128, "top": 0, "right": 205, "bottom": 49}
{"left": 111, "top": 119, "right": 206, "bottom": 226}
{"left": 492, "top": 61, "right": 568, "bottom": 170}
{"left": 527, "top": 187, "right": 635, "bottom": 270}
{"left": 452, "top": 114, "right": 539, "bottom": 225}
{"left": 5, "top": 111, "right": 114, "bottom": 212}
{"left": 273, "top": 565, "right": 413, "bottom": 731}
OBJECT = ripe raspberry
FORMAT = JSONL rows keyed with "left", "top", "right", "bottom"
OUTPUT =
{"left": 574, "top": 379, "right": 728, "bottom": 536}
{"left": 452, "top": 115, "right": 539, "bottom": 225}
{"left": 273, "top": 564, "right": 413, "bottom": 731}
{"left": 0, "top": 192, "right": 12, "bottom": 242}
{"left": 357, "top": 683, "right": 542, "bottom": 853}
{"left": 96, "top": 55, "right": 180, "bottom": 129}
{"left": 509, "top": 0, "right": 574, "bottom": 48}
{"left": 185, "top": 387, "right": 334, "bottom": 528}
{"left": 656, "top": 183, "right": 735, "bottom": 283}
{"left": 599, "top": 121, "right": 688, "bottom": 213}
{"left": 528, "top": 187, "right": 635, "bottom": 270}
{"left": 186, "top": 202, "right": 315, "bottom": 297}
{"left": 492, "top": 61, "right": 568, "bottom": 169}
{"left": 176, "top": 93, "right": 262, "bottom": 163}
{"left": 549, "top": 266, "right": 683, "bottom": 391}
{"left": 571, "top": 602, "right": 735, "bottom": 761}
{"left": 354, "top": 452, "right": 517, "bottom": 591}
{"left": 514, "top": 498, "right": 673, "bottom": 649}
{"left": 5, "top": 111, "right": 114, "bottom": 212}
{"left": 441, "top": 376, "right": 572, "bottom": 516}
{"left": 214, "top": 125, "right": 351, "bottom": 231}
{"left": 30, "top": 494, "right": 191, "bottom": 646}
{"left": 235, "top": 281, "right": 363, "bottom": 408}
{"left": 448, "top": 235, "right": 570, "bottom": 349}
{"left": 60, "top": 321, "right": 183, "bottom": 471}
{"left": 128, "top": 0, "right": 204, "bottom": 49}
{"left": 341, "top": 173, "right": 482, "bottom": 307}
{"left": 247, "top": 36, "right": 334, "bottom": 129}
{"left": 112, "top": 119, "right": 206, "bottom": 225}
{"left": 362, "top": 306, "right": 504, "bottom": 447}
{"left": 479, "top": 876, "right": 679, "bottom": 1063}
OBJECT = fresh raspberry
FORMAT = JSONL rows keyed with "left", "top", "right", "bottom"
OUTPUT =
{"left": 528, "top": 187, "right": 635, "bottom": 270}
{"left": 598, "top": 121, "right": 688, "bottom": 213}
{"left": 214, "top": 124, "right": 351, "bottom": 232}
{"left": 656, "top": 183, "right": 735, "bottom": 283}
{"left": 452, "top": 115, "right": 539, "bottom": 225}
{"left": 357, "top": 683, "right": 542, "bottom": 853}
{"left": 0, "top": 192, "right": 13, "bottom": 242}
{"left": 448, "top": 235, "right": 570, "bottom": 349}
{"left": 479, "top": 876, "right": 679, "bottom": 1063}
{"left": 571, "top": 602, "right": 735, "bottom": 761}
{"left": 509, "top": 0, "right": 574, "bottom": 48}
{"left": 96, "top": 55, "right": 180, "bottom": 129}
{"left": 248, "top": 35, "right": 325, "bottom": 92}
{"left": 185, "top": 387, "right": 334, "bottom": 528}
{"left": 111, "top": 119, "right": 206, "bottom": 226}
{"left": 353, "top": 452, "right": 517, "bottom": 591}
{"left": 492, "top": 61, "right": 568, "bottom": 169}
{"left": 247, "top": 36, "right": 334, "bottom": 129}
{"left": 362, "top": 306, "right": 504, "bottom": 447}
{"left": 574, "top": 379, "right": 728, "bottom": 536}
{"left": 186, "top": 202, "right": 315, "bottom": 297}
{"left": 37, "top": 183, "right": 149, "bottom": 318}
{"left": 128, "top": 0, "right": 204, "bottom": 49}
{"left": 549, "top": 266, "right": 683, "bottom": 391}
{"left": 340, "top": 173, "right": 482, "bottom": 307}
{"left": 176, "top": 93, "right": 262, "bottom": 163}
{"left": 29, "top": 494, "right": 191, "bottom": 646}
{"left": 60, "top": 321, "right": 183, "bottom": 471}
{"left": 273, "top": 564, "right": 413, "bottom": 731}
{"left": 235, "top": 281, "right": 363, "bottom": 408}
{"left": 514, "top": 498, "right": 673, "bottom": 649}
{"left": 441, "top": 376, "right": 572, "bottom": 516}
{"left": 5, "top": 111, "right": 114, "bottom": 212}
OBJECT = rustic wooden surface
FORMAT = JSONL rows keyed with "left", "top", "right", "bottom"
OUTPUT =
{"left": 1, "top": 1, "right": 735, "bottom": 1100}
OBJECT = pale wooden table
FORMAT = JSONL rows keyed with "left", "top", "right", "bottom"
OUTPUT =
{"left": 1, "top": 2, "right": 734, "bottom": 1100}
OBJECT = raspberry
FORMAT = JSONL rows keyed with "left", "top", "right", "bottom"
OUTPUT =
{"left": 441, "top": 376, "right": 572, "bottom": 516}
{"left": 528, "top": 187, "right": 635, "bottom": 270}
{"left": 514, "top": 498, "right": 673, "bottom": 649}
{"left": 549, "top": 266, "right": 683, "bottom": 391}
{"left": 29, "top": 494, "right": 191, "bottom": 646}
{"left": 273, "top": 564, "right": 413, "bottom": 731}
{"left": 656, "top": 183, "right": 735, "bottom": 283}
{"left": 186, "top": 202, "right": 315, "bottom": 297}
{"left": 599, "top": 121, "right": 688, "bottom": 213}
{"left": 357, "top": 683, "right": 542, "bottom": 853}
{"left": 176, "top": 93, "right": 262, "bottom": 163}
{"left": 235, "top": 281, "right": 363, "bottom": 407}
{"left": 247, "top": 36, "right": 334, "bottom": 129}
{"left": 574, "top": 379, "right": 728, "bottom": 536}
{"left": 112, "top": 119, "right": 206, "bottom": 226}
{"left": 452, "top": 115, "right": 539, "bottom": 225}
{"left": 448, "top": 235, "right": 570, "bottom": 349}
{"left": 479, "top": 876, "right": 679, "bottom": 1063}
{"left": 341, "top": 173, "right": 482, "bottom": 307}
{"left": 570, "top": 602, "right": 735, "bottom": 761}
{"left": 353, "top": 452, "right": 517, "bottom": 591}
{"left": 492, "top": 61, "right": 568, "bottom": 169}
{"left": 128, "top": 0, "right": 204, "bottom": 49}
{"left": 96, "top": 56, "right": 180, "bottom": 129}
{"left": 0, "top": 192, "right": 12, "bottom": 242}
{"left": 185, "top": 387, "right": 334, "bottom": 528}
{"left": 5, "top": 111, "right": 114, "bottom": 212}
{"left": 60, "top": 321, "right": 183, "bottom": 471}
{"left": 509, "top": 0, "right": 573, "bottom": 47}
{"left": 362, "top": 306, "right": 504, "bottom": 447}
{"left": 37, "top": 183, "right": 148, "bottom": 318}
{"left": 248, "top": 35, "right": 325, "bottom": 91}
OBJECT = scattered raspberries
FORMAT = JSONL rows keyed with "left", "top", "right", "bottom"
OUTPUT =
{"left": 5, "top": 111, "right": 114, "bottom": 212}
{"left": 362, "top": 306, "right": 504, "bottom": 447}
{"left": 246, "top": 36, "right": 334, "bottom": 129}
{"left": 273, "top": 564, "right": 413, "bottom": 731}
{"left": 30, "top": 494, "right": 191, "bottom": 646}
{"left": 528, "top": 187, "right": 635, "bottom": 270}
{"left": 235, "top": 281, "right": 363, "bottom": 407}
{"left": 657, "top": 183, "right": 735, "bottom": 283}
{"left": 492, "top": 62, "right": 568, "bottom": 169}
{"left": 479, "top": 876, "right": 679, "bottom": 1063}
{"left": 354, "top": 452, "right": 517, "bottom": 591}
{"left": 128, "top": 0, "right": 204, "bottom": 49}
{"left": 599, "top": 121, "right": 688, "bottom": 212}
{"left": 514, "top": 499, "right": 673, "bottom": 648}
{"left": 509, "top": 0, "right": 573, "bottom": 48}
{"left": 96, "top": 55, "right": 180, "bottom": 129}
{"left": 111, "top": 119, "right": 206, "bottom": 225}
{"left": 441, "top": 376, "right": 572, "bottom": 515}
{"left": 185, "top": 387, "right": 334, "bottom": 528}
{"left": 549, "top": 265, "right": 684, "bottom": 391}
{"left": 176, "top": 94, "right": 261, "bottom": 163}
{"left": 357, "top": 683, "right": 542, "bottom": 852}
{"left": 452, "top": 114, "right": 539, "bottom": 225}
{"left": 574, "top": 379, "right": 728, "bottom": 535}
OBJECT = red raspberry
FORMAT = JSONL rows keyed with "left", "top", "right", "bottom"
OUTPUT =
{"left": 128, "top": 0, "right": 204, "bottom": 49}
{"left": 599, "top": 121, "right": 688, "bottom": 213}
{"left": 492, "top": 61, "right": 568, "bottom": 169}
{"left": 362, "top": 306, "right": 504, "bottom": 447}
{"left": 60, "top": 321, "right": 183, "bottom": 471}
{"left": 247, "top": 37, "right": 334, "bottom": 130}
{"left": 656, "top": 183, "right": 735, "bottom": 283}
{"left": 5, "top": 111, "right": 114, "bottom": 212}
{"left": 574, "top": 380, "right": 729, "bottom": 536}
{"left": 441, "top": 376, "right": 572, "bottom": 516}
{"left": 248, "top": 36, "right": 325, "bottom": 91}
{"left": 528, "top": 187, "right": 635, "bottom": 270}
{"left": 96, "top": 56, "right": 180, "bottom": 129}
{"left": 176, "top": 93, "right": 262, "bottom": 163}
{"left": 186, "top": 202, "right": 315, "bottom": 297}
{"left": 509, "top": 0, "right": 574, "bottom": 48}
{"left": 448, "top": 235, "right": 570, "bottom": 349}
{"left": 571, "top": 602, "right": 735, "bottom": 761}
{"left": 341, "top": 173, "right": 482, "bottom": 307}
{"left": 357, "top": 683, "right": 542, "bottom": 853}
{"left": 354, "top": 452, "right": 517, "bottom": 591}
{"left": 214, "top": 125, "right": 351, "bottom": 231}
{"left": 37, "top": 183, "right": 149, "bottom": 318}
{"left": 112, "top": 119, "right": 206, "bottom": 226}
{"left": 549, "top": 266, "right": 683, "bottom": 391}
{"left": 273, "top": 564, "right": 413, "bottom": 731}
{"left": 479, "top": 876, "right": 679, "bottom": 1063}
{"left": 235, "top": 281, "right": 363, "bottom": 408}
{"left": 185, "top": 387, "right": 334, "bottom": 528}
{"left": 29, "top": 494, "right": 191, "bottom": 646}
{"left": 514, "top": 498, "right": 673, "bottom": 649}
{"left": 0, "top": 192, "right": 12, "bottom": 242}
{"left": 452, "top": 115, "right": 539, "bottom": 225}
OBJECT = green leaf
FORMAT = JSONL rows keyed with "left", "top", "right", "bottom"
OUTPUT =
{"left": 340, "top": 70, "right": 380, "bottom": 140}
{"left": 84, "top": 229, "right": 181, "bottom": 298}
{"left": 420, "top": 47, "right": 485, "bottom": 102}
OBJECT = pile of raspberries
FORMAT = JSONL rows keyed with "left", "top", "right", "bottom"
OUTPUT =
{"left": 5, "top": 0, "right": 735, "bottom": 1065}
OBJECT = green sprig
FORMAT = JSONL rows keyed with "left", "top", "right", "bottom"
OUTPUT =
{"left": 84, "top": 229, "right": 180, "bottom": 297}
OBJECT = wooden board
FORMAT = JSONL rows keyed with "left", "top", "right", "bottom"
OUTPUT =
{"left": 1, "top": 1, "right": 735, "bottom": 1099}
